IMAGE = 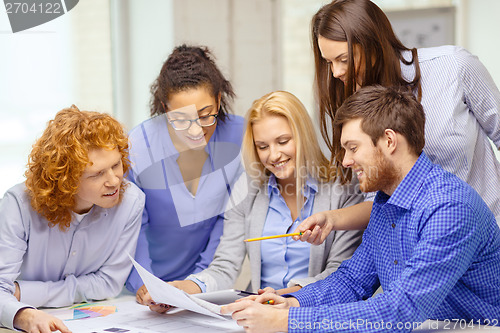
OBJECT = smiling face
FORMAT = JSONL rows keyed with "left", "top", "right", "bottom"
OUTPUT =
{"left": 73, "top": 147, "right": 124, "bottom": 214}
{"left": 340, "top": 119, "right": 399, "bottom": 194}
{"left": 317, "top": 35, "right": 363, "bottom": 89}
{"left": 165, "top": 86, "right": 219, "bottom": 151}
{"left": 252, "top": 115, "right": 296, "bottom": 186}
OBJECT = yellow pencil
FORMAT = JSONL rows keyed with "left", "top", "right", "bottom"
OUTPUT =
{"left": 244, "top": 232, "right": 303, "bottom": 242}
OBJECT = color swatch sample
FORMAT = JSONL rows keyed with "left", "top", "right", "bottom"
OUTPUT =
{"left": 68, "top": 304, "right": 117, "bottom": 320}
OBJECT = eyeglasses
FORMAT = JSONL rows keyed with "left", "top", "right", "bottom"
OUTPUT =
{"left": 167, "top": 113, "right": 219, "bottom": 131}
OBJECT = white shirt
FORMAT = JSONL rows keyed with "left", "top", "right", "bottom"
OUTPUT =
{"left": 0, "top": 182, "right": 145, "bottom": 330}
{"left": 401, "top": 45, "right": 500, "bottom": 218}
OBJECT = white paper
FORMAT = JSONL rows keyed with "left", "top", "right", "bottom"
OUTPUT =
{"left": 62, "top": 300, "right": 242, "bottom": 333}
{"left": 128, "top": 254, "right": 227, "bottom": 320}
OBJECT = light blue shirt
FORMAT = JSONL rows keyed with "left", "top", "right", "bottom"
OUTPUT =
{"left": 401, "top": 45, "right": 500, "bottom": 219}
{"left": 0, "top": 182, "right": 145, "bottom": 330}
{"left": 260, "top": 175, "right": 314, "bottom": 290}
{"left": 288, "top": 153, "right": 500, "bottom": 332}
{"left": 125, "top": 114, "right": 244, "bottom": 292}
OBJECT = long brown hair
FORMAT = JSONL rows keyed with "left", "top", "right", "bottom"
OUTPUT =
{"left": 311, "top": 0, "right": 421, "bottom": 183}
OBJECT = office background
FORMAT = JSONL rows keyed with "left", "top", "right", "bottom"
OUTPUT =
{"left": 1, "top": 0, "right": 499, "bottom": 196}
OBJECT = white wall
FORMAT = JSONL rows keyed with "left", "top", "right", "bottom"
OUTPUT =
{"left": 111, "top": 0, "right": 175, "bottom": 130}
{"left": 460, "top": 0, "right": 500, "bottom": 87}
{"left": 0, "top": 0, "right": 113, "bottom": 195}
{"left": 459, "top": 0, "right": 500, "bottom": 159}
{"left": 171, "top": 0, "right": 281, "bottom": 117}
{"left": 111, "top": 0, "right": 280, "bottom": 129}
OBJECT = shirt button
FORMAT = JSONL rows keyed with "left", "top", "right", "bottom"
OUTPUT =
{"left": 394, "top": 260, "right": 398, "bottom": 265}
{"left": 391, "top": 223, "right": 396, "bottom": 228}
{"left": 72, "top": 251, "right": 76, "bottom": 256}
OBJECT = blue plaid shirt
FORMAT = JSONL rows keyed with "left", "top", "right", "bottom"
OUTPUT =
{"left": 287, "top": 153, "right": 500, "bottom": 332}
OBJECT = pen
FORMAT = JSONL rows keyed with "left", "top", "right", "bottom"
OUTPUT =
{"left": 264, "top": 300, "right": 275, "bottom": 305}
{"left": 244, "top": 232, "right": 303, "bottom": 242}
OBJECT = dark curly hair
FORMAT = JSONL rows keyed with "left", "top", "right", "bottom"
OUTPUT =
{"left": 149, "top": 44, "right": 235, "bottom": 122}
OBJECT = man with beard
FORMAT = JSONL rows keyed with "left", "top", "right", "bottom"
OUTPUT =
{"left": 221, "top": 85, "right": 500, "bottom": 332}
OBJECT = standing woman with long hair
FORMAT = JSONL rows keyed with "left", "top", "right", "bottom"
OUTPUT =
{"left": 125, "top": 45, "right": 245, "bottom": 308}
{"left": 296, "top": 0, "right": 500, "bottom": 242}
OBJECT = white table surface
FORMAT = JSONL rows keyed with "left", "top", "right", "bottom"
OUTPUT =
{"left": 1, "top": 290, "right": 498, "bottom": 332}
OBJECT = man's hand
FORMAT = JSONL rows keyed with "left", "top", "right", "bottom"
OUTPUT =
{"left": 221, "top": 298, "right": 290, "bottom": 333}
{"left": 292, "top": 211, "right": 335, "bottom": 245}
{"left": 13, "top": 308, "right": 71, "bottom": 333}
{"left": 14, "top": 281, "right": 20, "bottom": 301}
{"left": 234, "top": 293, "right": 299, "bottom": 309}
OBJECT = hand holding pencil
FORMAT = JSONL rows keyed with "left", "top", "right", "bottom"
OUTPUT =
{"left": 244, "top": 232, "right": 303, "bottom": 242}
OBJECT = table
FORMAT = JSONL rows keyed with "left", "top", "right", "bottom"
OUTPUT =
{"left": 1, "top": 291, "right": 498, "bottom": 332}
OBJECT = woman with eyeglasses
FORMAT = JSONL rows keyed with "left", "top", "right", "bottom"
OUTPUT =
{"left": 144, "top": 91, "right": 364, "bottom": 314}
{"left": 125, "top": 45, "right": 245, "bottom": 307}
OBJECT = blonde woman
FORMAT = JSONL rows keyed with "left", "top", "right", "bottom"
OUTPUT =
{"left": 148, "top": 91, "right": 364, "bottom": 313}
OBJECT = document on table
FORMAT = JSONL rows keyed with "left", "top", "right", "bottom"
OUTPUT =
{"left": 129, "top": 254, "right": 228, "bottom": 320}
{"left": 61, "top": 299, "right": 243, "bottom": 333}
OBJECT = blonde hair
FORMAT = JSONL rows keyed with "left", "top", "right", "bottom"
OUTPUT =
{"left": 25, "top": 105, "right": 130, "bottom": 230}
{"left": 242, "top": 91, "right": 334, "bottom": 205}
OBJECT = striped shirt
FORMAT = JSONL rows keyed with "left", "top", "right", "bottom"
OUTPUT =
{"left": 401, "top": 45, "right": 500, "bottom": 219}
{"left": 287, "top": 153, "right": 500, "bottom": 332}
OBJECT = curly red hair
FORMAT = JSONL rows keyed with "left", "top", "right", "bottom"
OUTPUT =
{"left": 25, "top": 105, "right": 130, "bottom": 230}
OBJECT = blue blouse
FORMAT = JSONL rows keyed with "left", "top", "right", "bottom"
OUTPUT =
{"left": 126, "top": 114, "right": 244, "bottom": 292}
{"left": 260, "top": 175, "right": 314, "bottom": 290}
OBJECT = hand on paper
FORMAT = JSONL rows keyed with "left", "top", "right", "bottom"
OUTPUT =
{"left": 14, "top": 281, "right": 20, "bottom": 301}
{"left": 135, "top": 284, "right": 153, "bottom": 305}
{"left": 13, "top": 308, "right": 71, "bottom": 333}
{"left": 144, "top": 280, "right": 202, "bottom": 314}
{"left": 221, "top": 298, "right": 290, "bottom": 333}
{"left": 136, "top": 284, "right": 172, "bottom": 314}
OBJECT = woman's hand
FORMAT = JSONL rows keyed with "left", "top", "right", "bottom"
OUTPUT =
{"left": 135, "top": 284, "right": 172, "bottom": 314}
{"left": 136, "top": 280, "right": 202, "bottom": 314}
{"left": 14, "top": 281, "right": 20, "bottom": 301}
{"left": 293, "top": 202, "right": 372, "bottom": 244}
{"left": 293, "top": 211, "right": 335, "bottom": 245}
{"left": 168, "top": 280, "right": 202, "bottom": 294}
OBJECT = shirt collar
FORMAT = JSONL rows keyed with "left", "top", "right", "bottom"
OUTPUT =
{"left": 266, "top": 174, "right": 318, "bottom": 198}
{"left": 374, "top": 152, "right": 434, "bottom": 210}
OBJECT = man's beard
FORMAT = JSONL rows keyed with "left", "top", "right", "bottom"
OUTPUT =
{"left": 360, "top": 149, "right": 399, "bottom": 194}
